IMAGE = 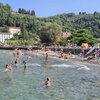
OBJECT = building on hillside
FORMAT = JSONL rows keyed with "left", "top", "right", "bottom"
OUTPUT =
{"left": 62, "top": 32, "right": 71, "bottom": 38}
{"left": 8, "top": 27, "right": 21, "bottom": 35}
{"left": 0, "top": 32, "right": 13, "bottom": 43}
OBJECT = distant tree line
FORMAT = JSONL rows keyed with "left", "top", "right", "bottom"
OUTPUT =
{"left": 42, "top": 12, "right": 100, "bottom": 38}
{"left": 18, "top": 8, "right": 35, "bottom": 16}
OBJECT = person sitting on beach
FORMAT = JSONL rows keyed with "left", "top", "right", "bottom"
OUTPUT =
{"left": 87, "top": 53, "right": 96, "bottom": 60}
{"left": 68, "top": 51, "right": 72, "bottom": 56}
{"left": 67, "top": 51, "right": 75, "bottom": 59}
{"left": 63, "top": 51, "right": 72, "bottom": 59}
{"left": 23, "top": 61, "right": 28, "bottom": 74}
{"left": 45, "top": 77, "right": 52, "bottom": 87}
{"left": 59, "top": 49, "right": 64, "bottom": 58}
{"left": 64, "top": 54, "right": 69, "bottom": 59}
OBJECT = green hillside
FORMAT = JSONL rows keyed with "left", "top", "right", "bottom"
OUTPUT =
{"left": 41, "top": 12, "right": 100, "bottom": 38}
{"left": 0, "top": 3, "right": 100, "bottom": 46}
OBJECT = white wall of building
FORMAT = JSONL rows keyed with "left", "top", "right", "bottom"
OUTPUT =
{"left": 8, "top": 27, "right": 21, "bottom": 35}
{"left": 0, "top": 33, "right": 13, "bottom": 43}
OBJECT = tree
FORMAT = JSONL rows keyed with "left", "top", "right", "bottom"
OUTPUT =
{"left": 18, "top": 8, "right": 22, "bottom": 13}
{"left": 31, "top": 10, "right": 35, "bottom": 16}
{"left": 27, "top": 10, "right": 30, "bottom": 15}
{"left": 67, "top": 30, "right": 97, "bottom": 46}
{"left": 39, "top": 23, "right": 62, "bottom": 44}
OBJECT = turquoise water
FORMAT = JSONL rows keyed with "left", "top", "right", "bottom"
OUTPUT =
{"left": 0, "top": 50, "right": 100, "bottom": 100}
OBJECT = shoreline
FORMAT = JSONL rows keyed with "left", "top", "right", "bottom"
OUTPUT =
{"left": 24, "top": 50, "right": 100, "bottom": 65}
{"left": 67, "top": 57, "right": 100, "bottom": 65}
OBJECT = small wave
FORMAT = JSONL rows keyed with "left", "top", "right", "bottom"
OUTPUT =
{"left": 28, "top": 63, "right": 41, "bottom": 67}
{"left": 50, "top": 64, "right": 74, "bottom": 68}
{"left": 19, "top": 63, "right": 41, "bottom": 67}
{"left": 50, "top": 56, "right": 67, "bottom": 61}
{"left": 27, "top": 56, "right": 31, "bottom": 58}
{"left": 77, "top": 65, "right": 90, "bottom": 70}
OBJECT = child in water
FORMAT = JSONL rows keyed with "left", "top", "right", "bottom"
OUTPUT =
{"left": 45, "top": 77, "right": 51, "bottom": 87}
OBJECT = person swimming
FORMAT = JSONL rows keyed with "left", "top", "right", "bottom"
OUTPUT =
{"left": 23, "top": 61, "right": 28, "bottom": 74}
{"left": 45, "top": 77, "right": 51, "bottom": 87}
{"left": 8, "top": 63, "right": 13, "bottom": 72}
{"left": 15, "top": 58, "right": 19, "bottom": 67}
{"left": 4, "top": 64, "right": 13, "bottom": 73}
{"left": 4, "top": 64, "right": 9, "bottom": 72}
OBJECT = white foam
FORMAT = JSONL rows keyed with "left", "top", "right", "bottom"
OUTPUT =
{"left": 50, "top": 56, "right": 67, "bottom": 61}
{"left": 72, "top": 62, "right": 90, "bottom": 71}
{"left": 19, "top": 63, "right": 41, "bottom": 67}
{"left": 28, "top": 56, "right": 31, "bottom": 58}
{"left": 77, "top": 65, "right": 90, "bottom": 71}
{"left": 50, "top": 64, "right": 74, "bottom": 68}
{"left": 28, "top": 63, "right": 41, "bottom": 67}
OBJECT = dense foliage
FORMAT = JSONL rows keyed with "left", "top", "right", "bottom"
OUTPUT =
{"left": 39, "top": 22, "right": 62, "bottom": 45}
{"left": 42, "top": 12, "right": 100, "bottom": 38}
{"left": 67, "top": 29, "right": 97, "bottom": 46}
{"left": 0, "top": 3, "right": 36, "bottom": 33}
{"left": 0, "top": 3, "right": 100, "bottom": 46}
{"left": 18, "top": 8, "right": 35, "bottom": 16}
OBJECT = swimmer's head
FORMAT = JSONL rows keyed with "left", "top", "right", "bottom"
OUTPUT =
{"left": 23, "top": 61, "right": 26, "bottom": 64}
{"left": 5, "top": 64, "right": 8, "bottom": 68}
{"left": 47, "top": 77, "right": 51, "bottom": 81}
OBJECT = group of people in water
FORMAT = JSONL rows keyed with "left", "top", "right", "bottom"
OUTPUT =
{"left": 4, "top": 48, "right": 52, "bottom": 87}
{"left": 4, "top": 48, "right": 28, "bottom": 74}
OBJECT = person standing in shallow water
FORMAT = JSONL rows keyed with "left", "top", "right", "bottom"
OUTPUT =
{"left": 45, "top": 53, "right": 48, "bottom": 62}
{"left": 23, "top": 61, "right": 28, "bottom": 74}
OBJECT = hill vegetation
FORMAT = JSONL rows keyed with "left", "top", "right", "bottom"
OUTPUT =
{"left": 0, "top": 3, "right": 100, "bottom": 46}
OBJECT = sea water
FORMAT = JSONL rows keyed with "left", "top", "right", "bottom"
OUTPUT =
{"left": 0, "top": 50, "right": 100, "bottom": 100}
